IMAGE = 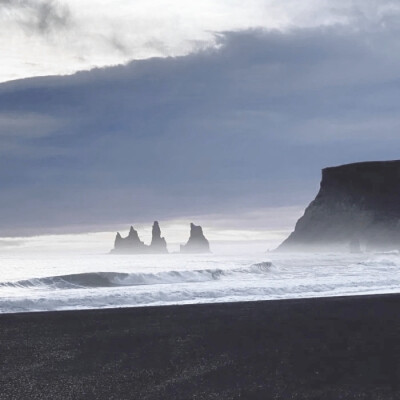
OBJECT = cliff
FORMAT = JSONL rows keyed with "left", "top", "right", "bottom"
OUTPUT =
{"left": 180, "top": 223, "right": 211, "bottom": 254}
{"left": 112, "top": 226, "right": 148, "bottom": 254}
{"left": 112, "top": 222, "right": 168, "bottom": 254}
{"left": 278, "top": 160, "right": 400, "bottom": 252}
{"left": 149, "top": 221, "right": 168, "bottom": 253}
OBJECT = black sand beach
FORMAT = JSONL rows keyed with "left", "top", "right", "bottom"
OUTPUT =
{"left": 1, "top": 294, "right": 400, "bottom": 399}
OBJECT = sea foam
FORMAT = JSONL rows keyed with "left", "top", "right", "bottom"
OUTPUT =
{"left": 0, "top": 252, "right": 399, "bottom": 313}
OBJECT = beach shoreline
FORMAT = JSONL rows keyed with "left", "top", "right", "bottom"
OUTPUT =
{"left": 1, "top": 293, "right": 400, "bottom": 399}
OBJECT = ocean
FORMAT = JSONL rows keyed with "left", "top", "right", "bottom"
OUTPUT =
{"left": 0, "top": 250, "right": 399, "bottom": 313}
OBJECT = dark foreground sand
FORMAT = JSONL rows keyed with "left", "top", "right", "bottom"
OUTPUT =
{"left": 1, "top": 295, "right": 400, "bottom": 399}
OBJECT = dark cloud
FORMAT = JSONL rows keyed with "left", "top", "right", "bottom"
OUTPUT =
{"left": 0, "top": 25, "right": 400, "bottom": 235}
{"left": 0, "top": 0, "right": 71, "bottom": 33}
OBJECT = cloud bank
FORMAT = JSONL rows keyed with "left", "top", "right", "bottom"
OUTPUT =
{"left": 1, "top": 20, "right": 400, "bottom": 236}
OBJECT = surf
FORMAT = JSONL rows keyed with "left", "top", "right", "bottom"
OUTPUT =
{"left": 0, "top": 262, "right": 273, "bottom": 291}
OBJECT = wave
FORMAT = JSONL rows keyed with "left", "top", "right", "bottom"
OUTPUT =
{"left": 0, "top": 262, "right": 273, "bottom": 291}
{"left": 3, "top": 269, "right": 400, "bottom": 314}
{"left": 374, "top": 250, "right": 399, "bottom": 255}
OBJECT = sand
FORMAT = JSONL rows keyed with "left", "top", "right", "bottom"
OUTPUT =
{"left": 1, "top": 294, "right": 400, "bottom": 399}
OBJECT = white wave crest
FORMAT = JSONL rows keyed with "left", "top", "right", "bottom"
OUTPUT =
{"left": 0, "top": 262, "right": 273, "bottom": 291}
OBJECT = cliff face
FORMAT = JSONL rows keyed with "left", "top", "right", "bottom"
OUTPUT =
{"left": 113, "top": 226, "right": 147, "bottom": 254}
{"left": 149, "top": 221, "right": 168, "bottom": 253}
{"left": 112, "top": 222, "right": 168, "bottom": 254}
{"left": 278, "top": 160, "right": 400, "bottom": 252}
{"left": 180, "top": 223, "right": 211, "bottom": 254}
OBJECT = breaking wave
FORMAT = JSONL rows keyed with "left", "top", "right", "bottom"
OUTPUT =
{"left": 0, "top": 262, "right": 273, "bottom": 291}
{"left": 1, "top": 253, "right": 400, "bottom": 314}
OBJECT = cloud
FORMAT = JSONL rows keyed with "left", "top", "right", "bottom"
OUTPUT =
{"left": 0, "top": 0, "right": 71, "bottom": 33}
{"left": 1, "top": 0, "right": 400, "bottom": 82}
{"left": 0, "top": 25, "right": 400, "bottom": 235}
{"left": 0, "top": 112, "right": 61, "bottom": 138}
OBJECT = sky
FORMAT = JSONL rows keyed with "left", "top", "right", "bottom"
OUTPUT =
{"left": 3, "top": 0, "right": 396, "bottom": 83}
{"left": 1, "top": 0, "right": 400, "bottom": 250}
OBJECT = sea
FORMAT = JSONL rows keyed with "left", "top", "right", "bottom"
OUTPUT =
{"left": 0, "top": 249, "right": 399, "bottom": 314}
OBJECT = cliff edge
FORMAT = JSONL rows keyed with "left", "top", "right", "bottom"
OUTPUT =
{"left": 278, "top": 160, "right": 400, "bottom": 252}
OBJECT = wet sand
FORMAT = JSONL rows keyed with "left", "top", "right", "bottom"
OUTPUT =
{"left": 1, "top": 294, "right": 400, "bottom": 399}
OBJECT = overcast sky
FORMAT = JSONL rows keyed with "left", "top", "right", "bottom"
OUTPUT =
{"left": 1, "top": 0, "right": 400, "bottom": 244}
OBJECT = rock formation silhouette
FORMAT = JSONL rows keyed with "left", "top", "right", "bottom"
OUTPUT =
{"left": 111, "top": 222, "right": 168, "bottom": 254}
{"left": 180, "top": 223, "right": 211, "bottom": 254}
{"left": 149, "top": 221, "right": 168, "bottom": 253}
{"left": 112, "top": 226, "right": 148, "bottom": 254}
{"left": 278, "top": 160, "right": 400, "bottom": 252}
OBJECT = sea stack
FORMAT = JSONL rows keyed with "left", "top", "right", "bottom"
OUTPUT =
{"left": 278, "top": 160, "right": 400, "bottom": 252}
{"left": 112, "top": 226, "right": 148, "bottom": 254}
{"left": 149, "top": 221, "right": 168, "bottom": 253}
{"left": 180, "top": 223, "right": 211, "bottom": 253}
